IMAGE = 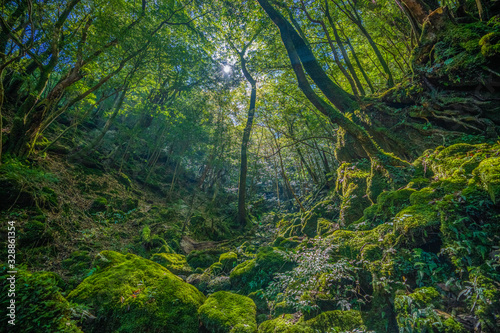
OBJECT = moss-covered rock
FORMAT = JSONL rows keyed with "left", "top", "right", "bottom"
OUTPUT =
{"left": 472, "top": 156, "right": 500, "bottom": 204}
{"left": 198, "top": 291, "right": 257, "bottom": 333}
{"left": 68, "top": 251, "right": 205, "bottom": 333}
{"left": 356, "top": 188, "right": 414, "bottom": 228}
{"left": 258, "top": 310, "right": 365, "bottom": 333}
{"left": 274, "top": 236, "right": 302, "bottom": 249}
{"left": 336, "top": 162, "right": 373, "bottom": 226}
{"left": 219, "top": 252, "right": 238, "bottom": 273}
{"left": 0, "top": 267, "right": 83, "bottom": 332}
{"left": 150, "top": 253, "right": 193, "bottom": 275}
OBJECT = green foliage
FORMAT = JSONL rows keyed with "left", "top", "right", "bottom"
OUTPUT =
{"left": 0, "top": 158, "right": 59, "bottom": 209}
{"left": 266, "top": 238, "right": 362, "bottom": 315}
{"left": 0, "top": 267, "right": 82, "bottom": 332}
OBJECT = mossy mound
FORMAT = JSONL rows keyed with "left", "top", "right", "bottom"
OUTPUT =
{"left": 0, "top": 267, "right": 82, "bottom": 333}
{"left": 258, "top": 310, "right": 365, "bottom": 333}
{"left": 150, "top": 253, "right": 192, "bottom": 275}
{"left": 68, "top": 251, "right": 205, "bottom": 333}
{"left": 198, "top": 291, "right": 257, "bottom": 333}
{"left": 219, "top": 251, "right": 238, "bottom": 273}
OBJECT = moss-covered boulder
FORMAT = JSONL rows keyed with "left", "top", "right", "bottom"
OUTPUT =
{"left": 0, "top": 267, "right": 83, "bottom": 332}
{"left": 219, "top": 251, "right": 238, "bottom": 273}
{"left": 150, "top": 253, "right": 193, "bottom": 275}
{"left": 199, "top": 291, "right": 257, "bottom": 333}
{"left": 68, "top": 251, "right": 205, "bottom": 333}
{"left": 473, "top": 156, "right": 500, "bottom": 204}
{"left": 258, "top": 310, "right": 365, "bottom": 333}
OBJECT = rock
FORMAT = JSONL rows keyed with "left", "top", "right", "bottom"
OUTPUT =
{"left": 199, "top": 291, "right": 257, "bottom": 333}
{"left": 68, "top": 251, "right": 205, "bottom": 333}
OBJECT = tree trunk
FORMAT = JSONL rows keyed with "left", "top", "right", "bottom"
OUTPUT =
{"left": 237, "top": 56, "right": 257, "bottom": 228}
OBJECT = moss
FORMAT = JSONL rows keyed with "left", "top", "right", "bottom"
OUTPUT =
{"left": 19, "top": 217, "right": 54, "bottom": 247}
{"left": 394, "top": 287, "right": 459, "bottom": 333}
{"left": 150, "top": 253, "right": 193, "bottom": 275}
{"left": 300, "top": 212, "right": 319, "bottom": 237}
{"left": 328, "top": 224, "right": 392, "bottom": 260}
{"left": 198, "top": 291, "right": 257, "bottom": 333}
{"left": 91, "top": 197, "right": 108, "bottom": 212}
{"left": 117, "top": 172, "right": 132, "bottom": 188}
{"left": 186, "top": 272, "right": 211, "bottom": 293}
{"left": 248, "top": 291, "right": 269, "bottom": 315}
{"left": 230, "top": 248, "right": 293, "bottom": 294}
{"left": 335, "top": 162, "right": 373, "bottom": 226}
{"left": 187, "top": 249, "right": 220, "bottom": 270}
{"left": 299, "top": 310, "right": 365, "bottom": 332}
{"left": 479, "top": 32, "right": 500, "bottom": 58}
{"left": 409, "top": 187, "right": 439, "bottom": 205}
{"left": 62, "top": 250, "right": 92, "bottom": 275}
{"left": 0, "top": 267, "right": 83, "bottom": 332}
{"left": 258, "top": 314, "right": 296, "bottom": 333}
{"left": 206, "top": 276, "right": 231, "bottom": 292}
{"left": 443, "top": 317, "right": 467, "bottom": 333}
{"left": 141, "top": 225, "right": 151, "bottom": 243}
{"left": 407, "top": 287, "right": 440, "bottom": 307}
{"left": 209, "top": 261, "right": 224, "bottom": 275}
{"left": 122, "top": 197, "right": 139, "bottom": 211}
{"left": 230, "top": 259, "right": 257, "bottom": 289}
{"left": 357, "top": 188, "right": 414, "bottom": 227}
{"left": 258, "top": 310, "right": 365, "bottom": 333}
{"left": 68, "top": 251, "right": 205, "bottom": 333}
{"left": 469, "top": 273, "right": 500, "bottom": 331}
{"left": 219, "top": 252, "right": 238, "bottom": 272}
{"left": 393, "top": 205, "right": 440, "bottom": 248}
{"left": 472, "top": 156, "right": 500, "bottom": 204}
{"left": 277, "top": 236, "right": 301, "bottom": 249}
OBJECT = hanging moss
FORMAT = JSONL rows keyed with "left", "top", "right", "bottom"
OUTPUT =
{"left": 198, "top": 291, "right": 257, "bottom": 333}
{"left": 68, "top": 251, "right": 205, "bottom": 333}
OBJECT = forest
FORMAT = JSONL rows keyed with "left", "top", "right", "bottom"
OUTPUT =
{"left": 0, "top": 0, "right": 499, "bottom": 332}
